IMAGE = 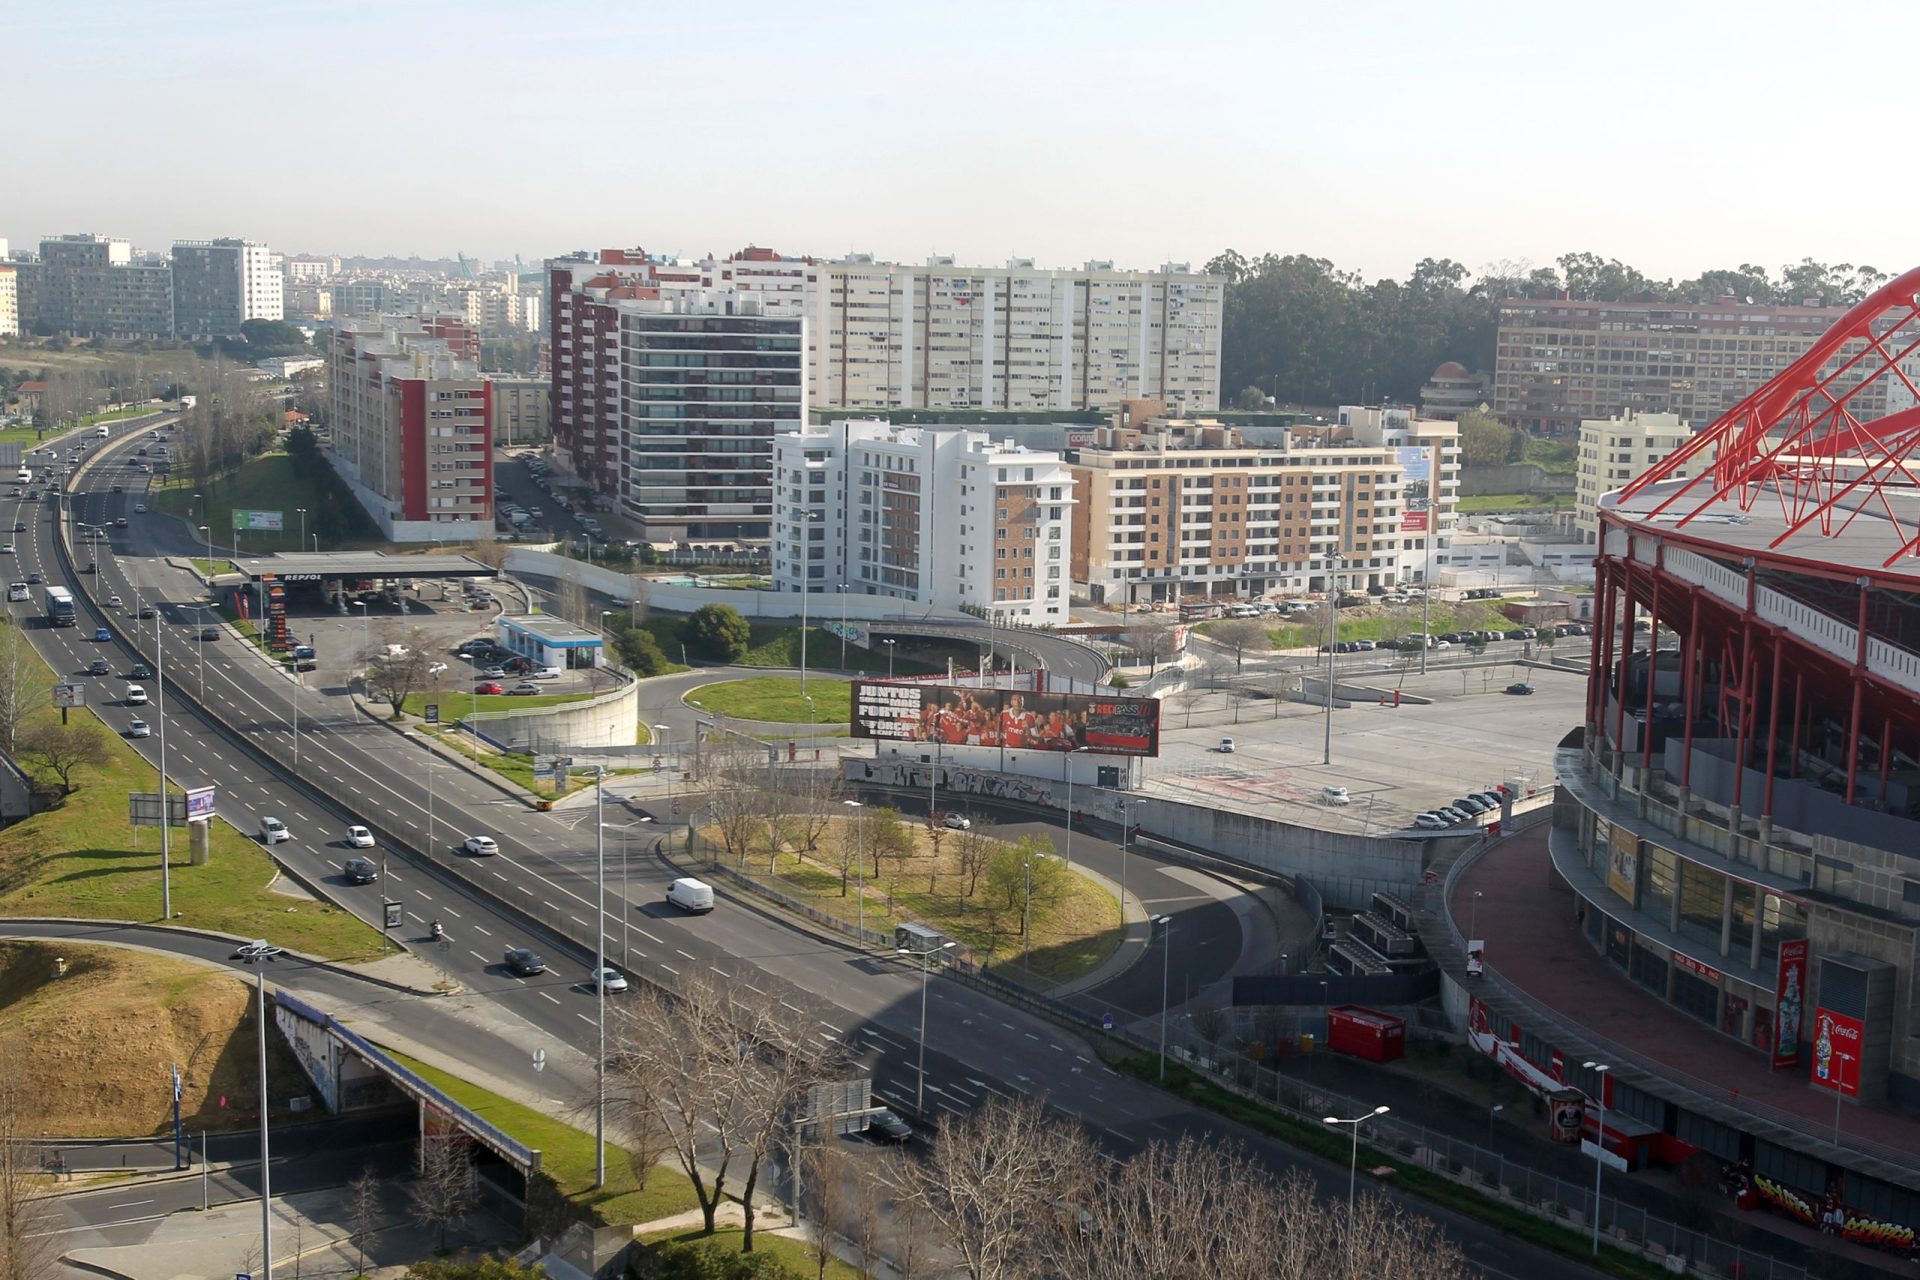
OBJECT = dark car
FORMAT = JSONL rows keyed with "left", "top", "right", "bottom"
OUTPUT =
{"left": 111, "top": 485, "right": 122, "bottom": 494}
{"left": 1504, "top": 682, "right": 1535, "bottom": 695}
{"left": 10, "top": 523, "right": 21, "bottom": 533}
{"left": 455, "top": 639, "right": 493, "bottom": 656}
{"left": 199, "top": 626, "right": 219, "bottom": 641}
{"left": 26, "top": 572, "right": 42, "bottom": 585}
{"left": 503, "top": 947, "right": 546, "bottom": 976}
{"left": 129, "top": 663, "right": 153, "bottom": 679}
{"left": 866, "top": 1109, "right": 913, "bottom": 1144}
{"left": 137, "top": 606, "right": 157, "bottom": 619}
{"left": 342, "top": 857, "right": 379, "bottom": 884}
{"left": 87, "top": 659, "right": 109, "bottom": 675}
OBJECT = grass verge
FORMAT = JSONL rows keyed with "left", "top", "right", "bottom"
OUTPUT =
{"left": 423, "top": 726, "right": 595, "bottom": 798}
{"left": 385, "top": 1049, "right": 699, "bottom": 1229}
{"left": 150, "top": 451, "right": 384, "bottom": 551}
{"left": 640, "top": 1227, "right": 864, "bottom": 1279}
{"left": 1523, "top": 436, "right": 1579, "bottom": 474}
{"left": 1118, "top": 1056, "right": 1677, "bottom": 1280}
{"left": 1456, "top": 492, "right": 1574, "bottom": 512}
{"left": 1201, "top": 600, "right": 1519, "bottom": 649}
{"left": 684, "top": 676, "right": 851, "bottom": 724}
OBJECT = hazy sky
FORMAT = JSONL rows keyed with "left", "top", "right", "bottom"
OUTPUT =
{"left": 10, "top": 0, "right": 1917, "bottom": 284}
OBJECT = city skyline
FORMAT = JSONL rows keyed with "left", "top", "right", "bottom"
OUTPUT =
{"left": 12, "top": 0, "right": 1920, "bottom": 284}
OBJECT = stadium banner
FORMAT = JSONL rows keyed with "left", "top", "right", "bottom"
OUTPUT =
{"left": 850, "top": 681, "right": 1161, "bottom": 757}
{"left": 1773, "top": 939, "right": 1808, "bottom": 1070}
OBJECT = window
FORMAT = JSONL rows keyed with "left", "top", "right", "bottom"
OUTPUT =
{"left": 1676, "top": 861, "right": 1724, "bottom": 950}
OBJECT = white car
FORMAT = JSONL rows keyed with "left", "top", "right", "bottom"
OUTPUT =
{"left": 133, "top": 502, "right": 146, "bottom": 513}
{"left": 127, "top": 718, "right": 151, "bottom": 738}
{"left": 1320, "top": 786, "right": 1351, "bottom": 806}
{"left": 942, "top": 812, "right": 972, "bottom": 830}
{"left": 0, "top": 544, "right": 13, "bottom": 555}
{"left": 260, "top": 816, "right": 292, "bottom": 844}
{"left": 463, "top": 834, "right": 499, "bottom": 856}
{"left": 125, "top": 685, "right": 148, "bottom": 706}
{"left": 347, "top": 825, "right": 376, "bottom": 848}
{"left": 106, "top": 594, "right": 123, "bottom": 608}
{"left": 1413, "top": 813, "right": 1447, "bottom": 831}
{"left": 588, "top": 967, "right": 629, "bottom": 994}
{"left": 1218, "top": 737, "right": 1236, "bottom": 753}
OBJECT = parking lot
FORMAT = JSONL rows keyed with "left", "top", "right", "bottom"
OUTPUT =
{"left": 1144, "top": 660, "right": 1583, "bottom": 834}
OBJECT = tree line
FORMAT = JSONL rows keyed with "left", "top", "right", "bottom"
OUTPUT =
{"left": 1208, "top": 250, "right": 1894, "bottom": 411}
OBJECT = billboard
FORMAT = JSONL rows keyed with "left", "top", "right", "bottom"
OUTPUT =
{"left": 51, "top": 683, "right": 82, "bottom": 708}
{"left": 850, "top": 681, "right": 1161, "bottom": 757}
{"left": 1606, "top": 823, "right": 1639, "bottom": 904}
{"left": 1397, "top": 445, "right": 1433, "bottom": 535}
{"left": 1773, "top": 939, "right": 1809, "bottom": 1070}
{"left": 185, "top": 786, "right": 217, "bottom": 822}
{"left": 232, "top": 509, "right": 284, "bottom": 532}
{"left": 1811, "top": 1008, "right": 1864, "bottom": 1097}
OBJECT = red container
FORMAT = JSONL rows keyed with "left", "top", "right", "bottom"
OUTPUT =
{"left": 1326, "top": 1005, "right": 1406, "bottom": 1063}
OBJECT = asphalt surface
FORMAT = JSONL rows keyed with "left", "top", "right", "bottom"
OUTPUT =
{"left": 1, "top": 415, "right": 1613, "bottom": 1280}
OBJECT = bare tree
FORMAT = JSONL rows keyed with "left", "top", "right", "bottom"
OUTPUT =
{"left": 17, "top": 721, "right": 107, "bottom": 796}
{"left": 1187, "top": 1004, "right": 1232, "bottom": 1047}
{"left": 795, "top": 1139, "right": 852, "bottom": 1280}
{"left": 345, "top": 1165, "right": 382, "bottom": 1277}
{"left": 829, "top": 809, "right": 862, "bottom": 896}
{"left": 701, "top": 744, "right": 770, "bottom": 866}
{"left": 0, "top": 1054, "right": 54, "bottom": 1280}
{"left": 365, "top": 625, "right": 437, "bottom": 720}
{"left": 0, "top": 623, "right": 47, "bottom": 759}
{"left": 409, "top": 1134, "right": 479, "bottom": 1254}
{"left": 952, "top": 816, "right": 997, "bottom": 897}
{"left": 1211, "top": 618, "right": 1271, "bottom": 674}
{"left": 1127, "top": 615, "right": 1182, "bottom": 676}
{"left": 554, "top": 576, "right": 590, "bottom": 628}
{"left": 864, "top": 805, "right": 913, "bottom": 877}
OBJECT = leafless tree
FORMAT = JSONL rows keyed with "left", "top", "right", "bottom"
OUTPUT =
{"left": 408, "top": 1133, "right": 479, "bottom": 1253}
{"left": 464, "top": 539, "right": 507, "bottom": 571}
{"left": 1188, "top": 1004, "right": 1232, "bottom": 1047}
{"left": 555, "top": 577, "right": 591, "bottom": 628}
{"left": 701, "top": 744, "right": 770, "bottom": 866}
{"left": 795, "top": 1139, "right": 852, "bottom": 1280}
{"left": 864, "top": 805, "right": 913, "bottom": 877}
{"left": 1127, "top": 615, "right": 1182, "bottom": 676}
{"left": 850, "top": 1150, "right": 889, "bottom": 1278}
{"left": 952, "top": 816, "right": 997, "bottom": 897}
{"left": 829, "top": 809, "right": 862, "bottom": 896}
{"left": 345, "top": 1165, "right": 382, "bottom": 1277}
{"left": 0, "top": 1054, "right": 54, "bottom": 1280}
{"left": 0, "top": 623, "right": 47, "bottom": 760}
{"left": 1211, "top": 618, "right": 1271, "bottom": 674}
{"left": 365, "top": 625, "right": 437, "bottom": 720}
{"left": 17, "top": 721, "right": 107, "bottom": 796}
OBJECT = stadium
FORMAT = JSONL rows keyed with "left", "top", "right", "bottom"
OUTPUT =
{"left": 1495, "top": 268, "right": 1920, "bottom": 1239}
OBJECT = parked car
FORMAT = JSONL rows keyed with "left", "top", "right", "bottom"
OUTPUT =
{"left": 342, "top": 857, "right": 378, "bottom": 884}
{"left": 464, "top": 835, "right": 499, "bottom": 856}
{"left": 1218, "top": 737, "right": 1236, "bottom": 753}
{"left": 482, "top": 666, "right": 507, "bottom": 679}
{"left": 1469, "top": 791, "right": 1504, "bottom": 810}
{"left": 1436, "top": 806, "right": 1471, "bottom": 824}
{"left": 507, "top": 682, "right": 540, "bottom": 696}
{"left": 474, "top": 681, "right": 503, "bottom": 695}
{"left": 347, "top": 825, "right": 376, "bottom": 848}
{"left": 1320, "top": 786, "right": 1351, "bottom": 806}
{"left": 455, "top": 639, "right": 493, "bottom": 656}
{"left": 503, "top": 947, "right": 546, "bottom": 977}
{"left": 1504, "top": 682, "right": 1535, "bottom": 696}
{"left": 1414, "top": 812, "right": 1447, "bottom": 830}
{"left": 943, "top": 812, "right": 972, "bottom": 830}
{"left": 1454, "top": 796, "right": 1490, "bottom": 815}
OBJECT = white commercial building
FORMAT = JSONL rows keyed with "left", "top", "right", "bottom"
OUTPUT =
{"left": 1575, "top": 410, "right": 1703, "bottom": 543}
{"left": 773, "top": 419, "right": 1074, "bottom": 625}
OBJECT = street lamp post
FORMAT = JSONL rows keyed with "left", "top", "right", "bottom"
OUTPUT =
{"left": 296, "top": 508, "right": 307, "bottom": 554}
{"left": 1582, "top": 1061, "right": 1609, "bottom": 1256}
{"left": 233, "top": 942, "right": 283, "bottom": 1279}
{"left": 843, "top": 800, "right": 865, "bottom": 942}
{"left": 1832, "top": 1051, "right": 1854, "bottom": 1143}
{"left": 1470, "top": 889, "right": 1484, "bottom": 937}
{"left": 1152, "top": 914, "right": 1174, "bottom": 1080}
{"left": 155, "top": 620, "right": 171, "bottom": 919}
{"left": 838, "top": 582, "right": 849, "bottom": 670}
{"left": 594, "top": 766, "right": 607, "bottom": 1187}
{"left": 353, "top": 600, "right": 370, "bottom": 685}
{"left": 1061, "top": 746, "right": 1089, "bottom": 868}
{"left": 1323, "top": 554, "right": 1343, "bottom": 766}
{"left": 897, "top": 939, "right": 957, "bottom": 1115}
{"left": 882, "top": 638, "right": 896, "bottom": 679}
{"left": 1323, "top": 1105, "right": 1391, "bottom": 1274}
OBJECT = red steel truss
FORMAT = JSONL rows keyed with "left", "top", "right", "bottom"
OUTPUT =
{"left": 1618, "top": 266, "right": 1920, "bottom": 566}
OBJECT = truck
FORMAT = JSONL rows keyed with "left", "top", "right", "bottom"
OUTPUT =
{"left": 43, "top": 586, "right": 74, "bottom": 627}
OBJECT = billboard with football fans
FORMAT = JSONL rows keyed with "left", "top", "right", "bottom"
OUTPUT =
{"left": 850, "top": 682, "right": 1161, "bottom": 757}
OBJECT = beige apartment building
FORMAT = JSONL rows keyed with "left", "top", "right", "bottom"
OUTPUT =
{"left": 1574, "top": 410, "right": 1711, "bottom": 543}
{"left": 489, "top": 376, "right": 550, "bottom": 447}
{"left": 0, "top": 266, "right": 17, "bottom": 338}
{"left": 1493, "top": 296, "right": 1882, "bottom": 436}
{"left": 1070, "top": 417, "right": 1431, "bottom": 605}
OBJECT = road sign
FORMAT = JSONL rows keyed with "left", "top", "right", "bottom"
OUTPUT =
{"left": 532, "top": 1048, "right": 547, "bottom": 1075}
{"left": 424, "top": 704, "right": 440, "bottom": 725}
{"left": 51, "top": 683, "right": 82, "bottom": 709}
{"left": 802, "top": 1078, "right": 873, "bottom": 1139}
{"left": 1102, "top": 1013, "right": 1114, "bottom": 1031}
{"left": 383, "top": 900, "right": 403, "bottom": 931}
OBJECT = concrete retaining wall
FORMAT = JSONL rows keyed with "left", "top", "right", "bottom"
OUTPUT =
{"left": 1459, "top": 463, "right": 1576, "bottom": 497}
{"left": 503, "top": 549, "right": 962, "bottom": 623}
{"left": 466, "top": 673, "right": 639, "bottom": 750}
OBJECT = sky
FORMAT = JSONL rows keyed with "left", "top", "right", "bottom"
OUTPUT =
{"left": 9, "top": 0, "right": 1919, "bottom": 285}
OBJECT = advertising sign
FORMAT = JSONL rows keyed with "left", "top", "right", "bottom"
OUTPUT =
{"left": 185, "top": 785, "right": 217, "bottom": 822}
{"left": 1773, "top": 939, "right": 1809, "bottom": 1070}
{"left": 849, "top": 681, "right": 1161, "bottom": 757}
{"left": 1465, "top": 939, "right": 1485, "bottom": 977}
{"left": 1606, "top": 823, "right": 1640, "bottom": 904}
{"left": 424, "top": 704, "right": 440, "bottom": 725}
{"left": 51, "top": 683, "right": 82, "bottom": 708}
{"left": 231, "top": 509, "right": 284, "bottom": 532}
{"left": 1811, "top": 1008, "right": 1864, "bottom": 1096}
{"left": 1396, "top": 445, "right": 1433, "bottom": 535}
{"left": 1673, "top": 952, "right": 1722, "bottom": 982}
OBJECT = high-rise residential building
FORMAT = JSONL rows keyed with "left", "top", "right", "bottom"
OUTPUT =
{"left": 1492, "top": 295, "right": 1884, "bottom": 436}
{"left": 285, "top": 283, "right": 333, "bottom": 322}
{"left": 0, "top": 266, "right": 18, "bottom": 338}
{"left": 1068, "top": 411, "right": 1456, "bottom": 605}
{"left": 338, "top": 279, "right": 391, "bottom": 317}
{"left": 1574, "top": 410, "right": 1713, "bottom": 544}
{"left": 35, "top": 234, "right": 173, "bottom": 338}
{"left": 170, "top": 239, "right": 283, "bottom": 338}
{"left": 325, "top": 318, "right": 493, "bottom": 543}
{"left": 489, "top": 376, "right": 550, "bottom": 446}
{"left": 772, "top": 419, "right": 1074, "bottom": 624}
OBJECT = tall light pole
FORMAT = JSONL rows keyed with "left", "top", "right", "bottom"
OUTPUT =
{"left": 1323, "top": 554, "right": 1343, "bottom": 766}
{"left": 233, "top": 941, "right": 283, "bottom": 1280}
{"left": 882, "top": 638, "right": 896, "bottom": 680}
{"left": 594, "top": 765, "right": 607, "bottom": 1186}
{"left": 295, "top": 508, "right": 307, "bottom": 554}
{"left": 353, "top": 600, "right": 370, "bottom": 684}
{"left": 155, "top": 619, "right": 171, "bottom": 919}
{"left": 1470, "top": 889, "right": 1484, "bottom": 937}
{"left": 1323, "top": 1104, "right": 1390, "bottom": 1275}
{"left": 898, "top": 938, "right": 956, "bottom": 1114}
{"left": 1153, "top": 914, "right": 1173, "bottom": 1080}
{"left": 1582, "top": 1061, "right": 1609, "bottom": 1256}
{"left": 843, "top": 800, "right": 865, "bottom": 942}
{"left": 198, "top": 521, "right": 211, "bottom": 579}
{"left": 1062, "top": 745, "right": 1089, "bottom": 867}
{"left": 1832, "top": 1050, "right": 1854, "bottom": 1143}
{"left": 837, "top": 582, "right": 849, "bottom": 670}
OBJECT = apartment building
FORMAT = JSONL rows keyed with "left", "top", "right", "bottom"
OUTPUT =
{"left": 35, "top": 235, "right": 173, "bottom": 338}
{"left": 1335, "top": 404, "right": 1462, "bottom": 582}
{"left": 1574, "top": 410, "right": 1708, "bottom": 543}
{"left": 1069, "top": 415, "right": 1448, "bottom": 605}
{"left": 170, "top": 239, "right": 283, "bottom": 338}
{"left": 1493, "top": 295, "right": 1878, "bottom": 436}
{"left": 325, "top": 318, "right": 493, "bottom": 543}
{"left": 772, "top": 419, "right": 1074, "bottom": 624}
{"left": 0, "top": 266, "right": 17, "bottom": 338}
{"left": 283, "top": 256, "right": 339, "bottom": 283}
{"left": 489, "top": 376, "right": 550, "bottom": 446}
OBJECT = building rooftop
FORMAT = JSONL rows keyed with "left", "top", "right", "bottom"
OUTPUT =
{"left": 498, "top": 614, "right": 603, "bottom": 645}
{"left": 227, "top": 552, "right": 494, "bottom": 581}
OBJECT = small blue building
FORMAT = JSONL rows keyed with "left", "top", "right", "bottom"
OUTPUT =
{"left": 495, "top": 614, "right": 604, "bottom": 670}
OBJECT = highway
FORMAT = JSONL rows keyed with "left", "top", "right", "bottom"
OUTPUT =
{"left": 2, "top": 414, "right": 1608, "bottom": 1280}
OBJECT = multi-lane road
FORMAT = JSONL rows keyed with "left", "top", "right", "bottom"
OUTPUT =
{"left": 4, "top": 415, "right": 1605, "bottom": 1280}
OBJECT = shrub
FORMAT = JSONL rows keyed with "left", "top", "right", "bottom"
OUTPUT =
{"left": 681, "top": 605, "right": 750, "bottom": 663}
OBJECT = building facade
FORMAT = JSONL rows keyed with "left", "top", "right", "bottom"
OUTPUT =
{"left": 1069, "top": 409, "right": 1457, "bottom": 605}
{"left": 1493, "top": 296, "right": 1883, "bottom": 436}
{"left": 772, "top": 419, "right": 1073, "bottom": 624}
{"left": 35, "top": 235, "right": 173, "bottom": 338}
{"left": 490, "top": 376, "right": 550, "bottom": 446}
{"left": 1417, "top": 360, "right": 1488, "bottom": 419}
{"left": 326, "top": 318, "right": 493, "bottom": 543}
{"left": 170, "top": 239, "right": 283, "bottom": 338}
{"left": 0, "top": 266, "right": 17, "bottom": 338}
{"left": 1575, "top": 411, "right": 1710, "bottom": 544}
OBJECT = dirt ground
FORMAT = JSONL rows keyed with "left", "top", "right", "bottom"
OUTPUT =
{"left": 0, "top": 941, "right": 310, "bottom": 1137}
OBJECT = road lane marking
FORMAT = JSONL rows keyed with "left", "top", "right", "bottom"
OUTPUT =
{"left": 633, "top": 928, "right": 662, "bottom": 944}
{"left": 469, "top": 950, "right": 487, "bottom": 963}
{"left": 540, "top": 993, "right": 560, "bottom": 1004}
{"left": 106, "top": 1199, "right": 154, "bottom": 1209}
{"left": 472, "top": 925, "right": 491, "bottom": 937}
{"left": 658, "top": 963, "right": 678, "bottom": 975}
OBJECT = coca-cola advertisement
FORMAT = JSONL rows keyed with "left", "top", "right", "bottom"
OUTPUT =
{"left": 1811, "top": 1008, "right": 1864, "bottom": 1097}
{"left": 1773, "top": 939, "right": 1808, "bottom": 1071}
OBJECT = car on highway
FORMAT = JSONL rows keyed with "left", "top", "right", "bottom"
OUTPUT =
{"left": 942, "top": 811, "right": 972, "bottom": 830}
{"left": 133, "top": 503, "right": 146, "bottom": 513}
{"left": 129, "top": 663, "right": 152, "bottom": 679}
{"left": 473, "top": 681, "right": 503, "bottom": 695}
{"left": 137, "top": 606, "right": 156, "bottom": 619}
{"left": 105, "top": 594, "right": 121, "bottom": 608}
{"left": 125, "top": 685, "right": 147, "bottom": 705}
{"left": 346, "top": 825, "right": 376, "bottom": 848}
{"left": 507, "top": 682, "right": 539, "bottom": 696}
{"left": 127, "top": 718, "right": 151, "bottom": 738}
{"left": 587, "top": 967, "right": 628, "bottom": 994}
{"left": 0, "top": 545, "right": 12, "bottom": 556}
{"left": 866, "top": 1109, "right": 914, "bottom": 1143}
{"left": 342, "top": 857, "right": 379, "bottom": 884}
{"left": 199, "top": 627, "right": 218, "bottom": 641}
{"left": 259, "top": 816, "right": 292, "bottom": 844}
{"left": 113, "top": 517, "right": 128, "bottom": 528}
{"left": 463, "top": 835, "right": 499, "bottom": 856}
{"left": 1504, "top": 682, "right": 1535, "bottom": 696}
{"left": 4, "top": 583, "right": 25, "bottom": 602}
{"left": 92, "top": 626, "right": 111, "bottom": 642}
{"left": 25, "top": 572, "right": 42, "bottom": 585}
{"left": 10, "top": 522, "right": 21, "bottom": 533}
{"left": 503, "top": 947, "right": 546, "bottom": 977}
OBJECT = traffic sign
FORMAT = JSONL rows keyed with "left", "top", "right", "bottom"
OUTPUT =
{"left": 424, "top": 704, "right": 440, "bottom": 725}
{"left": 532, "top": 1048, "right": 546, "bottom": 1074}
{"left": 1102, "top": 1013, "right": 1114, "bottom": 1031}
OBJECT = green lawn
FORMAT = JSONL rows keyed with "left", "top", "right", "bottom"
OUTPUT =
{"left": 401, "top": 690, "right": 592, "bottom": 718}
{"left": 1456, "top": 492, "right": 1574, "bottom": 512}
{"left": 150, "top": 451, "right": 379, "bottom": 551}
{"left": 422, "top": 726, "right": 596, "bottom": 798}
{"left": 684, "top": 677, "right": 851, "bottom": 724}
{"left": 641, "top": 1228, "right": 864, "bottom": 1279}
{"left": 0, "top": 634, "right": 394, "bottom": 961}
{"left": 632, "top": 614, "right": 943, "bottom": 677}
{"left": 1523, "top": 436, "right": 1579, "bottom": 474}
{"left": 1203, "top": 599, "right": 1519, "bottom": 649}
{"left": 386, "top": 1049, "right": 699, "bottom": 1229}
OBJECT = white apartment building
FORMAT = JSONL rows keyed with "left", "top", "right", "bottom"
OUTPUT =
{"left": 1335, "top": 404, "right": 1463, "bottom": 581}
{"left": 171, "top": 239, "right": 283, "bottom": 337}
{"left": 0, "top": 266, "right": 17, "bottom": 338}
{"left": 1070, "top": 413, "right": 1458, "bottom": 605}
{"left": 1575, "top": 410, "right": 1702, "bottom": 543}
{"left": 772, "top": 419, "right": 1074, "bottom": 625}
{"left": 326, "top": 319, "right": 494, "bottom": 543}
{"left": 283, "top": 256, "right": 339, "bottom": 283}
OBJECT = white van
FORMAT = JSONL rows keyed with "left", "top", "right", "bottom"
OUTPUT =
{"left": 666, "top": 877, "right": 714, "bottom": 914}
{"left": 259, "top": 816, "right": 292, "bottom": 844}
{"left": 95, "top": 425, "right": 109, "bottom": 438}
{"left": 12, "top": 469, "right": 28, "bottom": 485}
